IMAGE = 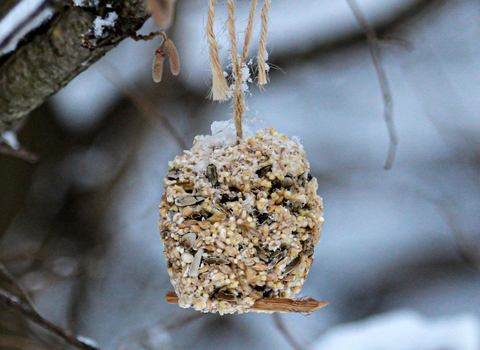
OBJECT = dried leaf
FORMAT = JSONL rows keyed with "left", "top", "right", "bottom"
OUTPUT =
{"left": 152, "top": 46, "right": 166, "bottom": 83}
{"left": 163, "top": 38, "right": 180, "bottom": 76}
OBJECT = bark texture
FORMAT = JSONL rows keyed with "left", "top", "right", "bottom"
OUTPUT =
{"left": 0, "top": 0, "right": 149, "bottom": 133}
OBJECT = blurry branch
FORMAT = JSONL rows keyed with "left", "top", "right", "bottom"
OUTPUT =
{"left": 272, "top": 313, "right": 304, "bottom": 350}
{"left": 435, "top": 200, "right": 480, "bottom": 273}
{"left": 346, "top": 0, "right": 399, "bottom": 170}
{"left": 0, "top": 144, "right": 39, "bottom": 162}
{"left": 0, "top": 246, "right": 40, "bottom": 265}
{"left": 0, "top": 0, "right": 150, "bottom": 134}
{"left": 115, "top": 310, "right": 202, "bottom": 350}
{"left": 0, "top": 110, "right": 40, "bottom": 162}
{"left": 97, "top": 61, "right": 188, "bottom": 150}
{"left": 0, "top": 262, "right": 100, "bottom": 350}
{"left": 0, "top": 262, "right": 36, "bottom": 310}
{"left": 144, "top": 0, "right": 178, "bottom": 28}
{"left": 0, "top": 289, "right": 100, "bottom": 349}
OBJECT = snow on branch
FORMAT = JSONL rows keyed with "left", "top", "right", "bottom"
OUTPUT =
{"left": 0, "top": 0, "right": 150, "bottom": 136}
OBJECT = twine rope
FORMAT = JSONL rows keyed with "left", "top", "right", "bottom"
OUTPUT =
{"left": 241, "top": 0, "right": 258, "bottom": 64}
{"left": 207, "top": 0, "right": 270, "bottom": 141}
{"left": 227, "top": 0, "right": 244, "bottom": 140}
{"left": 207, "top": 0, "right": 230, "bottom": 101}
{"left": 258, "top": 0, "right": 271, "bottom": 86}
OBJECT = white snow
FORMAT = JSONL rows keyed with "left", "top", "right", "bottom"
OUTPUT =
{"left": 93, "top": 12, "right": 118, "bottom": 38}
{"left": 239, "top": 63, "right": 252, "bottom": 93}
{"left": 309, "top": 310, "right": 480, "bottom": 350}
{"left": 192, "top": 120, "right": 254, "bottom": 151}
{"left": 72, "top": 0, "right": 100, "bottom": 7}
{"left": 1, "top": 131, "right": 20, "bottom": 150}
{"left": 77, "top": 335, "right": 99, "bottom": 348}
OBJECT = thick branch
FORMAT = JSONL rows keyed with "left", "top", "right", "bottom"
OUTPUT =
{"left": 0, "top": 0, "right": 150, "bottom": 133}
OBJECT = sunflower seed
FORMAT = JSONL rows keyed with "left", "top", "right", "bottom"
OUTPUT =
{"left": 216, "top": 290, "right": 237, "bottom": 301}
{"left": 179, "top": 232, "right": 196, "bottom": 250}
{"left": 188, "top": 248, "right": 203, "bottom": 277}
{"left": 189, "top": 209, "right": 212, "bottom": 221}
{"left": 305, "top": 249, "right": 314, "bottom": 257}
{"left": 175, "top": 195, "right": 205, "bottom": 207}
{"left": 255, "top": 164, "right": 272, "bottom": 178}
{"left": 206, "top": 164, "right": 219, "bottom": 187}
{"left": 255, "top": 246, "right": 269, "bottom": 262}
{"left": 220, "top": 193, "right": 238, "bottom": 203}
{"left": 190, "top": 212, "right": 203, "bottom": 220}
{"left": 203, "top": 257, "right": 230, "bottom": 265}
{"left": 267, "top": 249, "right": 287, "bottom": 269}
{"left": 284, "top": 256, "right": 301, "bottom": 275}
{"left": 256, "top": 213, "right": 271, "bottom": 225}
{"left": 255, "top": 285, "right": 274, "bottom": 298}
{"left": 271, "top": 180, "right": 281, "bottom": 192}
{"left": 166, "top": 169, "right": 180, "bottom": 180}
{"left": 297, "top": 173, "right": 308, "bottom": 187}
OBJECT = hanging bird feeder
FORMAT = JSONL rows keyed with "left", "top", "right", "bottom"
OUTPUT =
{"left": 159, "top": 0, "right": 327, "bottom": 314}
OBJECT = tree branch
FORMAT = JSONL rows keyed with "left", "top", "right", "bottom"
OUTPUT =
{"left": 0, "top": 0, "right": 150, "bottom": 133}
{"left": 272, "top": 313, "right": 304, "bottom": 350}
{"left": 0, "top": 288, "right": 100, "bottom": 349}
{"left": 346, "top": 0, "right": 399, "bottom": 170}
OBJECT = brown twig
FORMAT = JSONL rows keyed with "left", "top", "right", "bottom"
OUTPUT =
{"left": 165, "top": 291, "right": 328, "bottom": 313}
{"left": 144, "top": 0, "right": 178, "bottom": 28}
{"left": 0, "top": 262, "right": 36, "bottom": 311}
{"left": 0, "top": 144, "right": 39, "bottom": 163}
{"left": 129, "top": 31, "right": 163, "bottom": 41}
{"left": 273, "top": 313, "right": 304, "bottom": 350}
{"left": 0, "top": 287, "right": 100, "bottom": 350}
{"left": 345, "top": 0, "right": 398, "bottom": 170}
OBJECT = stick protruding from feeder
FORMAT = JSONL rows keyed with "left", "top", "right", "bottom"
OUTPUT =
{"left": 165, "top": 292, "right": 328, "bottom": 314}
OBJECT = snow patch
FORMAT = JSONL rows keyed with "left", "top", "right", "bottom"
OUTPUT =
{"left": 77, "top": 335, "right": 99, "bottom": 348}
{"left": 93, "top": 12, "right": 118, "bottom": 38}
{"left": 1, "top": 131, "right": 20, "bottom": 150}
{"left": 72, "top": 0, "right": 100, "bottom": 7}
{"left": 309, "top": 310, "right": 480, "bottom": 350}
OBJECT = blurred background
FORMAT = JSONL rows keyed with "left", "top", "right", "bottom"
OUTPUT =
{"left": 1, "top": 0, "right": 480, "bottom": 349}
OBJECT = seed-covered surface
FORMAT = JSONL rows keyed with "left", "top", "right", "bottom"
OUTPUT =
{"left": 159, "top": 127, "right": 324, "bottom": 314}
